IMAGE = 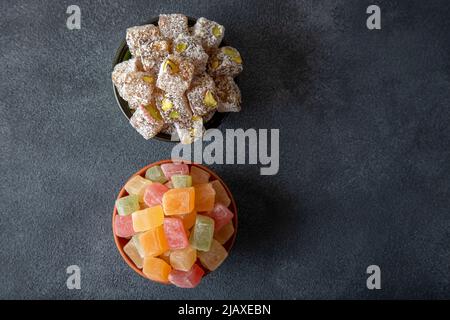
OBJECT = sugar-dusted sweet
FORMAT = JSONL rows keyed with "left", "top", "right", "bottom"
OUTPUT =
{"left": 143, "top": 183, "right": 169, "bottom": 207}
{"left": 145, "top": 165, "right": 168, "bottom": 184}
{"left": 198, "top": 239, "right": 228, "bottom": 271}
{"left": 126, "top": 24, "right": 161, "bottom": 56}
{"left": 169, "top": 246, "right": 197, "bottom": 272}
{"left": 214, "top": 76, "right": 241, "bottom": 112}
{"left": 154, "top": 91, "right": 192, "bottom": 125}
{"left": 143, "top": 257, "right": 172, "bottom": 283}
{"left": 114, "top": 214, "right": 136, "bottom": 238}
{"left": 129, "top": 104, "right": 165, "bottom": 140}
{"left": 190, "top": 166, "right": 210, "bottom": 185}
{"left": 214, "top": 221, "right": 235, "bottom": 245}
{"left": 124, "top": 238, "right": 144, "bottom": 269}
{"left": 189, "top": 214, "right": 215, "bottom": 251}
{"left": 114, "top": 70, "right": 156, "bottom": 110}
{"left": 160, "top": 163, "right": 189, "bottom": 180}
{"left": 163, "top": 217, "right": 189, "bottom": 250}
{"left": 194, "top": 183, "right": 216, "bottom": 212}
{"left": 205, "top": 203, "right": 234, "bottom": 231}
{"left": 191, "top": 17, "right": 225, "bottom": 52}
{"left": 180, "top": 209, "right": 197, "bottom": 230}
{"left": 162, "top": 187, "right": 195, "bottom": 215}
{"left": 132, "top": 205, "right": 164, "bottom": 232}
{"left": 186, "top": 74, "right": 218, "bottom": 116}
{"left": 124, "top": 175, "right": 153, "bottom": 202}
{"left": 111, "top": 59, "right": 139, "bottom": 94}
{"left": 168, "top": 264, "right": 204, "bottom": 288}
{"left": 173, "top": 34, "right": 209, "bottom": 74}
{"left": 210, "top": 180, "right": 231, "bottom": 207}
{"left": 174, "top": 116, "right": 204, "bottom": 145}
{"left": 140, "top": 39, "right": 170, "bottom": 73}
{"left": 208, "top": 46, "right": 243, "bottom": 78}
{"left": 158, "top": 14, "right": 189, "bottom": 40}
{"left": 131, "top": 234, "right": 145, "bottom": 258}
{"left": 115, "top": 194, "right": 140, "bottom": 216}
{"left": 139, "top": 225, "right": 169, "bottom": 257}
{"left": 156, "top": 55, "right": 195, "bottom": 96}
{"left": 172, "top": 175, "right": 192, "bottom": 188}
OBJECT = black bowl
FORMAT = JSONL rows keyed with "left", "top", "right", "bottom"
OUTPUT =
{"left": 112, "top": 16, "right": 230, "bottom": 142}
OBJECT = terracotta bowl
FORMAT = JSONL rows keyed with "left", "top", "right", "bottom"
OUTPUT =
{"left": 112, "top": 160, "right": 238, "bottom": 282}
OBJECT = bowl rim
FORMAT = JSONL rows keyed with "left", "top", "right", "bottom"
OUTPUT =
{"left": 112, "top": 159, "right": 238, "bottom": 283}
{"left": 111, "top": 16, "right": 231, "bottom": 143}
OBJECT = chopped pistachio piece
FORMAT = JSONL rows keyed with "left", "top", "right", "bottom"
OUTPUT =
{"left": 212, "top": 25, "right": 222, "bottom": 38}
{"left": 175, "top": 42, "right": 187, "bottom": 53}
{"left": 161, "top": 98, "right": 174, "bottom": 111}
{"left": 203, "top": 90, "right": 218, "bottom": 108}
{"left": 169, "top": 110, "right": 180, "bottom": 119}
{"left": 163, "top": 59, "right": 179, "bottom": 74}
{"left": 211, "top": 58, "right": 219, "bottom": 69}
{"left": 142, "top": 75, "right": 155, "bottom": 84}
{"left": 145, "top": 104, "right": 163, "bottom": 121}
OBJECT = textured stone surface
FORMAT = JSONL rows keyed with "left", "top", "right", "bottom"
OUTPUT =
{"left": 0, "top": 0, "right": 449, "bottom": 299}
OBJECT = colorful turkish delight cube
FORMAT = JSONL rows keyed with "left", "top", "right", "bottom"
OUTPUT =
{"left": 169, "top": 246, "right": 197, "bottom": 272}
{"left": 145, "top": 165, "right": 168, "bottom": 184}
{"left": 143, "top": 183, "right": 169, "bottom": 207}
{"left": 180, "top": 209, "right": 197, "bottom": 230}
{"left": 168, "top": 264, "right": 204, "bottom": 288}
{"left": 156, "top": 55, "right": 195, "bottom": 96}
{"left": 160, "top": 163, "right": 190, "bottom": 180}
{"left": 189, "top": 214, "right": 215, "bottom": 251}
{"left": 205, "top": 203, "right": 234, "bottom": 231}
{"left": 190, "top": 166, "right": 210, "bottom": 185}
{"left": 143, "top": 257, "right": 172, "bottom": 283}
{"left": 132, "top": 205, "right": 164, "bottom": 232}
{"left": 194, "top": 183, "right": 216, "bottom": 212}
{"left": 162, "top": 187, "right": 195, "bottom": 215}
{"left": 158, "top": 14, "right": 189, "bottom": 40}
{"left": 208, "top": 46, "right": 243, "bottom": 78}
{"left": 139, "top": 225, "right": 169, "bottom": 257}
{"left": 210, "top": 180, "right": 231, "bottom": 207}
{"left": 124, "top": 175, "right": 152, "bottom": 202}
{"left": 129, "top": 104, "right": 164, "bottom": 139}
{"left": 115, "top": 194, "right": 140, "bottom": 216}
{"left": 171, "top": 175, "right": 192, "bottom": 188}
{"left": 154, "top": 91, "right": 192, "bottom": 124}
{"left": 191, "top": 17, "right": 225, "bottom": 53}
{"left": 126, "top": 24, "right": 161, "bottom": 56}
{"left": 198, "top": 239, "right": 228, "bottom": 271}
{"left": 163, "top": 217, "right": 189, "bottom": 250}
{"left": 186, "top": 74, "right": 218, "bottom": 116}
{"left": 173, "top": 34, "right": 209, "bottom": 74}
{"left": 123, "top": 238, "right": 144, "bottom": 269}
{"left": 214, "top": 221, "right": 235, "bottom": 245}
{"left": 214, "top": 76, "right": 242, "bottom": 112}
{"left": 114, "top": 214, "right": 136, "bottom": 238}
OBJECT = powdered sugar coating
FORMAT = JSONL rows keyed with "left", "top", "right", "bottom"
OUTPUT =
{"left": 174, "top": 116, "right": 204, "bottom": 144}
{"left": 126, "top": 24, "right": 161, "bottom": 56}
{"left": 158, "top": 14, "right": 189, "bottom": 40}
{"left": 208, "top": 46, "right": 243, "bottom": 78}
{"left": 173, "top": 34, "right": 209, "bottom": 75}
{"left": 140, "top": 39, "right": 170, "bottom": 73}
{"left": 186, "top": 73, "right": 218, "bottom": 116}
{"left": 156, "top": 54, "right": 195, "bottom": 96}
{"left": 129, "top": 105, "right": 164, "bottom": 139}
{"left": 214, "top": 76, "right": 241, "bottom": 112}
{"left": 191, "top": 17, "right": 225, "bottom": 53}
{"left": 154, "top": 90, "right": 192, "bottom": 125}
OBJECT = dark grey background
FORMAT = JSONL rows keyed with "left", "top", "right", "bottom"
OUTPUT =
{"left": 1, "top": 0, "right": 449, "bottom": 299}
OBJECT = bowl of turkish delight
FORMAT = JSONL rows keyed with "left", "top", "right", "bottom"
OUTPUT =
{"left": 113, "top": 160, "right": 238, "bottom": 287}
{"left": 112, "top": 14, "right": 243, "bottom": 143}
